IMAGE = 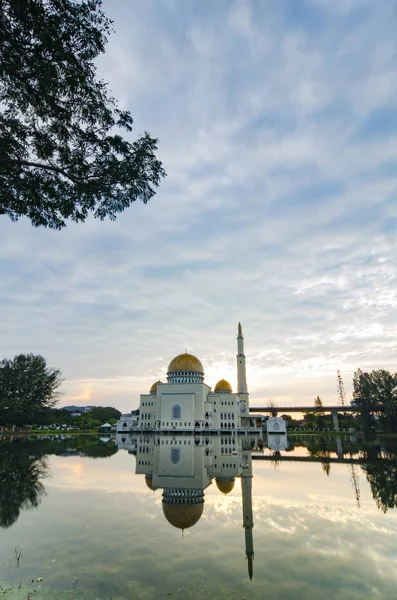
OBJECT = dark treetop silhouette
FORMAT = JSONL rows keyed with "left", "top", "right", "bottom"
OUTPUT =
{"left": 0, "top": 0, "right": 166, "bottom": 229}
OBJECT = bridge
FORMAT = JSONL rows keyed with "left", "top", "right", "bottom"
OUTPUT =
{"left": 251, "top": 455, "right": 392, "bottom": 466}
{"left": 249, "top": 405, "right": 356, "bottom": 413}
{"left": 249, "top": 404, "right": 358, "bottom": 431}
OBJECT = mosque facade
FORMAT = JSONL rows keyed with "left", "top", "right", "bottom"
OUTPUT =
{"left": 117, "top": 324, "right": 258, "bottom": 434}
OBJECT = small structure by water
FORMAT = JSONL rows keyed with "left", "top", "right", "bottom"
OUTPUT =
{"left": 266, "top": 416, "right": 287, "bottom": 434}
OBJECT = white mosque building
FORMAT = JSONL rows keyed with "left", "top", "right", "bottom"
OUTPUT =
{"left": 117, "top": 324, "right": 258, "bottom": 434}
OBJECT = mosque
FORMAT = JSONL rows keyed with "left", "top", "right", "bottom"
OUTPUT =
{"left": 116, "top": 431, "right": 256, "bottom": 580}
{"left": 117, "top": 324, "right": 258, "bottom": 434}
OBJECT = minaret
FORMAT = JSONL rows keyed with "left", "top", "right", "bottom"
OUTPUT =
{"left": 237, "top": 323, "right": 249, "bottom": 417}
{"left": 237, "top": 323, "right": 248, "bottom": 394}
{"left": 241, "top": 447, "right": 254, "bottom": 580}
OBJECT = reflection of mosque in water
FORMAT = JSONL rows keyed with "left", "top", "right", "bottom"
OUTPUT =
{"left": 116, "top": 432, "right": 257, "bottom": 581}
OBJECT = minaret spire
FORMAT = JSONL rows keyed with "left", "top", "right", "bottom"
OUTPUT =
{"left": 237, "top": 323, "right": 248, "bottom": 396}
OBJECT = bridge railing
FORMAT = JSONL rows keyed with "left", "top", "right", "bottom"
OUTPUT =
{"left": 249, "top": 405, "right": 357, "bottom": 413}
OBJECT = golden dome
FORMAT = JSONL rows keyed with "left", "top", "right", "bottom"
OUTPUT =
{"left": 167, "top": 353, "right": 204, "bottom": 374}
{"left": 214, "top": 379, "right": 232, "bottom": 393}
{"left": 145, "top": 475, "right": 154, "bottom": 490}
{"left": 215, "top": 478, "right": 236, "bottom": 495}
{"left": 150, "top": 380, "right": 163, "bottom": 394}
{"left": 162, "top": 502, "right": 204, "bottom": 530}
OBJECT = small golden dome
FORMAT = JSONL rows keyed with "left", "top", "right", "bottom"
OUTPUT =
{"left": 150, "top": 380, "right": 163, "bottom": 394}
{"left": 215, "top": 478, "right": 235, "bottom": 495}
{"left": 145, "top": 475, "right": 154, "bottom": 490}
{"left": 167, "top": 353, "right": 204, "bottom": 374}
{"left": 214, "top": 379, "right": 232, "bottom": 393}
{"left": 162, "top": 502, "right": 204, "bottom": 530}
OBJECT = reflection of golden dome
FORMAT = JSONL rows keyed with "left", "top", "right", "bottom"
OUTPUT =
{"left": 214, "top": 379, "right": 232, "bottom": 393}
{"left": 167, "top": 353, "right": 204, "bottom": 374}
{"left": 215, "top": 478, "right": 235, "bottom": 495}
{"left": 150, "top": 380, "right": 163, "bottom": 394}
{"left": 145, "top": 475, "right": 154, "bottom": 490}
{"left": 162, "top": 503, "right": 204, "bottom": 530}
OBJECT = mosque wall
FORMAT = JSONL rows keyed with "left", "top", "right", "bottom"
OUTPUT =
{"left": 155, "top": 382, "right": 210, "bottom": 430}
{"left": 158, "top": 391, "right": 195, "bottom": 428}
{"left": 158, "top": 442, "right": 195, "bottom": 477}
{"left": 209, "top": 393, "right": 241, "bottom": 430}
{"left": 152, "top": 437, "right": 211, "bottom": 490}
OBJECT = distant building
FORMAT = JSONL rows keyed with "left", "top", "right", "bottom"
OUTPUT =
{"left": 117, "top": 412, "right": 139, "bottom": 433}
{"left": 116, "top": 324, "right": 258, "bottom": 434}
{"left": 61, "top": 405, "right": 96, "bottom": 414}
{"left": 266, "top": 416, "right": 287, "bottom": 434}
{"left": 100, "top": 423, "right": 112, "bottom": 432}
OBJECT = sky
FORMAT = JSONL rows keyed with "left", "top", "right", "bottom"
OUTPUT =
{"left": 1, "top": 0, "right": 397, "bottom": 412}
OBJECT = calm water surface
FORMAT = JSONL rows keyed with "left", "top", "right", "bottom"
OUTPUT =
{"left": 0, "top": 434, "right": 397, "bottom": 600}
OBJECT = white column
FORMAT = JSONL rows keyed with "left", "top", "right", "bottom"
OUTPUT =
{"left": 237, "top": 323, "right": 248, "bottom": 394}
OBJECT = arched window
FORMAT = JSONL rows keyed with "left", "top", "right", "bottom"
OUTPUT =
{"left": 171, "top": 448, "right": 180, "bottom": 464}
{"left": 172, "top": 404, "right": 181, "bottom": 419}
{"left": 122, "top": 423, "right": 127, "bottom": 428}
{"left": 274, "top": 422, "right": 279, "bottom": 430}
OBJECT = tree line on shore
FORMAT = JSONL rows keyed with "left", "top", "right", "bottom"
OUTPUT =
{"left": 0, "top": 353, "right": 120, "bottom": 428}
{"left": 1, "top": 353, "right": 397, "bottom": 433}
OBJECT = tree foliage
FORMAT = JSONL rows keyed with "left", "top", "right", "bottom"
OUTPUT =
{"left": 85, "top": 406, "right": 121, "bottom": 423}
{"left": 352, "top": 369, "right": 397, "bottom": 433}
{"left": 267, "top": 399, "right": 278, "bottom": 417}
{"left": 314, "top": 395, "right": 323, "bottom": 408}
{"left": 0, "top": 0, "right": 166, "bottom": 229}
{"left": 0, "top": 354, "right": 63, "bottom": 424}
{"left": 363, "top": 442, "right": 397, "bottom": 512}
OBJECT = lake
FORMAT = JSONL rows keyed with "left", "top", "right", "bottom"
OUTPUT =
{"left": 0, "top": 433, "right": 397, "bottom": 600}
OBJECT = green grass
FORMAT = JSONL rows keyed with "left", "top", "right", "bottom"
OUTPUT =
{"left": 1, "top": 430, "right": 99, "bottom": 437}
{"left": 32, "top": 429, "right": 98, "bottom": 434}
{"left": 288, "top": 430, "right": 359, "bottom": 436}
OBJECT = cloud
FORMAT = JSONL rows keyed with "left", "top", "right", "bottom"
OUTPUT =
{"left": 0, "top": 0, "right": 396, "bottom": 409}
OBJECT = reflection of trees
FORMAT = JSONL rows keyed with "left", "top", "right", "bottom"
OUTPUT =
{"left": 0, "top": 444, "right": 48, "bottom": 528}
{"left": 306, "top": 437, "right": 333, "bottom": 473}
{"left": 364, "top": 462, "right": 397, "bottom": 512}
{"left": 0, "top": 436, "right": 118, "bottom": 528}
{"left": 362, "top": 442, "right": 397, "bottom": 512}
{"left": 320, "top": 452, "right": 331, "bottom": 477}
{"left": 2, "top": 435, "right": 118, "bottom": 459}
{"left": 270, "top": 451, "right": 281, "bottom": 469}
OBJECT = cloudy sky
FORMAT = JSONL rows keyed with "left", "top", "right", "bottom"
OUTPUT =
{"left": 1, "top": 0, "right": 397, "bottom": 411}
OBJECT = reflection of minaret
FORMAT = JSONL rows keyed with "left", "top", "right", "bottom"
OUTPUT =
{"left": 237, "top": 323, "right": 249, "bottom": 417}
{"left": 241, "top": 448, "right": 254, "bottom": 580}
{"left": 336, "top": 435, "right": 343, "bottom": 460}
